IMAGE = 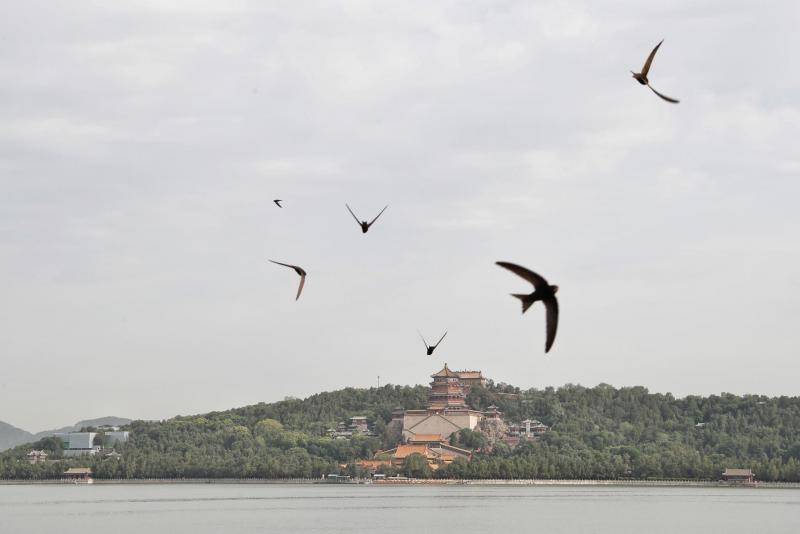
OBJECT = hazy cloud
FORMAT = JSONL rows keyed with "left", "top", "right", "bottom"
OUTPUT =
{"left": 1, "top": 0, "right": 798, "bottom": 431}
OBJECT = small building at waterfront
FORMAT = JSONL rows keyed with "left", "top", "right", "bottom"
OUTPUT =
{"left": 722, "top": 468, "right": 755, "bottom": 484}
{"left": 63, "top": 467, "right": 93, "bottom": 482}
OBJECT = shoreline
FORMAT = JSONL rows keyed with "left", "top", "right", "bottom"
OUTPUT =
{"left": 2, "top": 478, "right": 799, "bottom": 489}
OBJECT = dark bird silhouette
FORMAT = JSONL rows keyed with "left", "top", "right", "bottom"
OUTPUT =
{"left": 273, "top": 199, "right": 283, "bottom": 208}
{"left": 346, "top": 204, "right": 388, "bottom": 233}
{"left": 268, "top": 260, "right": 306, "bottom": 300}
{"left": 631, "top": 40, "right": 680, "bottom": 103}
{"left": 496, "top": 261, "right": 559, "bottom": 353}
{"left": 418, "top": 330, "right": 447, "bottom": 356}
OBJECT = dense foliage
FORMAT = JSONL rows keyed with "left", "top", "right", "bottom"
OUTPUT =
{"left": 2, "top": 383, "right": 799, "bottom": 481}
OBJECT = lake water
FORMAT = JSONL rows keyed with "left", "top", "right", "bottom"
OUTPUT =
{"left": 1, "top": 484, "right": 798, "bottom": 533}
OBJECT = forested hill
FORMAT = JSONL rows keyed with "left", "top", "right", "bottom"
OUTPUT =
{"left": 2, "top": 383, "right": 799, "bottom": 481}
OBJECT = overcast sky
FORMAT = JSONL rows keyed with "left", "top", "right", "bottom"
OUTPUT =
{"left": 1, "top": 1, "right": 798, "bottom": 432}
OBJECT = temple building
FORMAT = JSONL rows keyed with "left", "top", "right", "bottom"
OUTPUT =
{"left": 360, "top": 433, "right": 473, "bottom": 472}
{"left": 27, "top": 450, "right": 48, "bottom": 464}
{"left": 327, "top": 416, "right": 372, "bottom": 439}
{"left": 370, "top": 441, "right": 472, "bottom": 470}
{"left": 393, "top": 364, "right": 498, "bottom": 443}
{"left": 63, "top": 467, "right": 93, "bottom": 483}
{"left": 722, "top": 468, "right": 755, "bottom": 485}
{"left": 453, "top": 370, "right": 486, "bottom": 392}
{"left": 503, "top": 418, "right": 549, "bottom": 447}
{"left": 520, "top": 419, "right": 549, "bottom": 437}
{"left": 349, "top": 416, "right": 369, "bottom": 434}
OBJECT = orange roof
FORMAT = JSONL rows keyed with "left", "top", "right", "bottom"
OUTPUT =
{"left": 357, "top": 460, "right": 392, "bottom": 470}
{"left": 408, "top": 434, "right": 444, "bottom": 443}
{"left": 431, "top": 363, "right": 459, "bottom": 378}
{"left": 455, "top": 371, "right": 483, "bottom": 379}
{"left": 430, "top": 443, "right": 473, "bottom": 460}
{"left": 393, "top": 444, "right": 435, "bottom": 459}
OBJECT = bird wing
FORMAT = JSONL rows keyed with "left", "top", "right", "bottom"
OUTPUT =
{"left": 367, "top": 205, "right": 388, "bottom": 228}
{"left": 432, "top": 331, "right": 447, "bottom": 348}
{"left": 496, "top": 261, "right": 549, "bottom": 289}
{"left": 641, "top": 39, "right": 663, "bottom": 77}
{"left": 269, "top": 259, "right": 299, "bottom": 270}
{"left": 295, "top": 274, "right": 306, "bottom": 300}
{"left": 647, "top": 84, "right": 680, "bottom": 103}
{"left": 544, "top": 296, "right": 559, "bottom": 353}
{"left": 417, "top": 331, "right": 429, "bottom": 350}
{"left": 274, "top": 199, "right": 282, "bottom": 207}
{"left": 345, "top": 204, "right": 361, "bottom": 226}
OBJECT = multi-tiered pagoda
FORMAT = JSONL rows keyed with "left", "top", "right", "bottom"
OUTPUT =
{"left": 392, "top": 363, "right": 498, "bottom": 443}
{"left": 428, "top": 363, "right": 467, "bottom": 410}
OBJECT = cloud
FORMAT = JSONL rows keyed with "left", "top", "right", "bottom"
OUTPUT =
{"left": 0, "top": 0, "right": 798, "bottom": 430}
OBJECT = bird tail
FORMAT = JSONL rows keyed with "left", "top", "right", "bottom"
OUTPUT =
{"left": 511, "top": 294, "right": 537, "bottom": 313}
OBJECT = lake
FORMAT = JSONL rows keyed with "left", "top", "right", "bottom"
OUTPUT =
{"left": 1, "top": 483, "right": 798, "bottom": 533}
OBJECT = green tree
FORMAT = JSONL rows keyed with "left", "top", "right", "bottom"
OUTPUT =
{"left": 450, "top": 429, "right": 487, "bottom": 450}
{"left": 404, "top": 453, "right": 431, "bottom": 479}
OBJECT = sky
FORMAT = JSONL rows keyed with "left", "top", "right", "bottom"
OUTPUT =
{"left": 1, "top": 0, "right": 799, "bottom": 432}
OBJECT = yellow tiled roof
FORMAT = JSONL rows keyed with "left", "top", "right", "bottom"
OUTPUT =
{"left": 455, "top": 371, "right": 483, "bottom": 379}
{"left": 357, "top": 460, "right": 392, "bottom": 469}
{"left": 393, "top": 444, "right": 435, "bottom": 459}
{"left": 64, "top": 467, "right": 92, "bottom": 474}
{"left": 431, "top": 363, "right": 459, "bottom": 378}
{"left": 408, "top": 434, "right": 444, "bottom": 443}
{"left": 723, "top": 468, "right": 753, "bottom": 476}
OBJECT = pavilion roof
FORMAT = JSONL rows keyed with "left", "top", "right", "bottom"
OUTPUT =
{"left": 393, "top": 444, "right": 437, "bottom": 460}
{"left": 431, "top": 363, "right": 459, "bottom": 378}
{"left": 64, "top": 467, "right": 92, "bottom": 474}
{"left": 407, "top": 434, "right": 444, "bottom": 443}
{"left": 723, "top": 468, "right": 753, "bottom": 476}
{"left": 455, "top": 371, "right": 483, "bottom": 379}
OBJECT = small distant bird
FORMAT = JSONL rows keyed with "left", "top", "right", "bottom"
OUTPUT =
{"left": 631, "top": 40, "right": 680, "bottom": 104}
{"left": 496, "top": 261, "right": 559, "bottom": 353}
{"left": 268, "top": 260, "right": 306, "bottom": 300}
{"left": 273, "top": 199, "right": 283, "bottom": 208}
{"left": 346, "top": 204, "right": 388, "bottom": 234}
{"left": 418, "top": 330, "right": 447, "bottom": 356}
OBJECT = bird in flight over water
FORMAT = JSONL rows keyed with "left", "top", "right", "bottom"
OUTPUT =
{"left": 346, "top": 204, "right": 388, "bottom": 233}
{"left": 418, "top": 330, "right": 447, "bottom": 356}
{"left": 496, "top": 261, "right": 559, "bottom": 353}
{"left": 273, "top": 199, "right": 283, "bottom": 208}
{"left": 631, "top": 40, "right": 680, "bottom": 103}
{"left": 268, "top": 260, "right": 306, "bottom": 300}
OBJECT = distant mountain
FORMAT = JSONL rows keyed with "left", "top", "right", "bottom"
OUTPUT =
{"left": 0, "top": 416, "right": 133, "bottom": 451}
{"left": 0, "top": 421, "right": 34, "bottom": 451}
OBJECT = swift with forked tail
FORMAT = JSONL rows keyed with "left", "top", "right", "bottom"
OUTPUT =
{"left": 496, "top": 261, "right": 560, "bottom": 353}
